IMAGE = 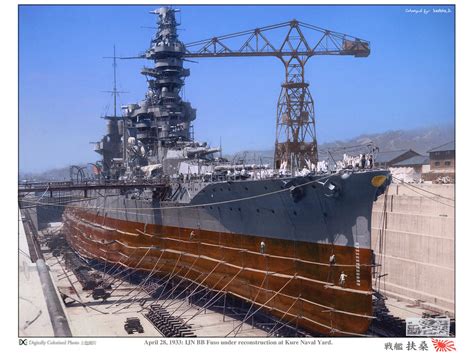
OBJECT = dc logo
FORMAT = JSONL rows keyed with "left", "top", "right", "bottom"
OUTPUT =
{"left": 19, "top": 339, "right": 28, "bottom": 346}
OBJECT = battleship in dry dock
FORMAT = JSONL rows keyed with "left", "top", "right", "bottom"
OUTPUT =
{"left": 62, "top": 7, "right": 391, "bottom": 336}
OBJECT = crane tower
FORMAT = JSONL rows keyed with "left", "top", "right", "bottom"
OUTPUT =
{"left": 184, "top": 18, "right": 370, "bottom": 169}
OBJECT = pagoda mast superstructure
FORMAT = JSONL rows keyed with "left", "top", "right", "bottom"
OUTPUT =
{"left": 122, "top": 7, "right": 196, "bottom": 166}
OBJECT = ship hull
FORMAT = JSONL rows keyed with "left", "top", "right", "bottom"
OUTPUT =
{"left": 64, "top": 210, "right": 374, "bottom": 335}
{"left": 62, "top": 171, "right": 389, "bottom": 336}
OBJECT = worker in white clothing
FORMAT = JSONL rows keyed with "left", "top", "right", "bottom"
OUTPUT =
{"left": 339, "top": 271, "right": 347, "bottom": 287}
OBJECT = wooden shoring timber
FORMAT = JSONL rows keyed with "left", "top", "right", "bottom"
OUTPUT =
{"left": 145, "top": 263, "right": 226, "bottom": 317}
{"left": 159, "top": 255, "right": 202, "bottom": 309}
{"left": 165, "top": 259, "right": 227, "bottom": 318}
{"left": 103, "top": 246, "right": 154, "bottom": 302}
{"left": 267, "top": 297, "right": 301, "bottom": 336}
{"left": 72, "top": 231, "right": 373, "bottom": 332}
{"left": 68, "top": 230, "right": 372, "bottom": 319}
{"left": 73, "top": 227, "right": 372, "bottom": 292}
{"left": 163, "top": 271, "right": 208, "bottom": 310}
{"left": 181, "top": 268, "right": 244, "bottom": 326}
{"left": 111, "top": 252, "right": 173, "bottom": 314}
{"left": 67, "top": 212, "right": 140, "bottom": 239}
{"left": 75, "top": 225, "right": 371, "bottom": 289}
{"left": 79, "top": 216, "right": 139, "bottom": 237}
{"left": 173, "top": 274, "right": 228, "bottom": 320}
{"left": 225, "top": 290, "right": 369, "bottom": 337}
{"left": 167, "top": 286, "right": 209, "bottom": 317}
{"left": 67, "top": 232, "right": 122, "bottom": 263}
{"left": 65, "top": 220, "right": 110, "bottom": 240}
{"left": 66, "top": 212, "right": 115, "bottom": 234}
{"left": 154, "top": 253, "right": 185, "bottom": 302}
{"left": 229, "top": 268, "right": 270, "bottom": 336}
{"left": 225, "top": 275, "right": 296, "bottom": 337}
{"left": 84, "top": 223, "right": 373, "bottom": 275}
{"left": 136, "top": 229, "right": 156, "bottom": 238}
{"left": 83, "top": 255, "right": 132, "bottom": 299}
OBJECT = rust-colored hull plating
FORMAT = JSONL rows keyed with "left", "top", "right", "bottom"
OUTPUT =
{"left": 63, "top": 208, "right": 374, "bottom": 336}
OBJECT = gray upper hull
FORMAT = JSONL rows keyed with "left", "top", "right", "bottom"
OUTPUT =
{"left": 75, "top": 170, "right": 389, "bottom": 250}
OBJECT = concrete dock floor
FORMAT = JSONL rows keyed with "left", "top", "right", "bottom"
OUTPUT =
{"left": 19, "top": 214, "right": 55, "bottom": 336}
{"left": 44, "top": 248, "right": 267, "bottom": 337}
{"left": 384, "top": 297, "right": 426, "bottom": 320}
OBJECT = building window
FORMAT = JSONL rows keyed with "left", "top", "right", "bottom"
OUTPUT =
{"left": 435, "top": 161, "right": 441, "bottom": 167}
{"left": 445, "top": 161, "right": 451, "bottom": 166}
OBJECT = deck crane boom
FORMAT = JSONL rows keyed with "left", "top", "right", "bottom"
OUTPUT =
{"left": 182, "top": 20, "right": 370, "bottom": 170}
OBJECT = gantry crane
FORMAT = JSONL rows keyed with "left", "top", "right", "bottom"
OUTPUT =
{"left": 183, "top": 20, "right": 370, "bottom": 170}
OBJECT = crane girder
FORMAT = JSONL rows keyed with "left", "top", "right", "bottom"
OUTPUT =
{"left": 183, "top": 20, "right": 370, "bottom": 58}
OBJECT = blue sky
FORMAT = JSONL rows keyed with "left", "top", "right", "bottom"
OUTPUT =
{"left": 19, "top": 5, "right": 455, "bottom": 173}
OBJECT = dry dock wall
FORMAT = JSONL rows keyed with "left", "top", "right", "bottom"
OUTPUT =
{"left": 371, "top": 184, "right": 454, "bottom": 315}
{"left": 20, "top": 195, "right": 77, "bottom": 230}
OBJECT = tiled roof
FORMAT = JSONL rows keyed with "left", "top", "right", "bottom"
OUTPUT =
{"left": 427, "top": 141, "right": 455, "bottom": 153}
{"left": 392, "top": 155, "right": 429, "bottom": 166}
{"left": 376, "top": 150, "right": 415, "bottom": 163}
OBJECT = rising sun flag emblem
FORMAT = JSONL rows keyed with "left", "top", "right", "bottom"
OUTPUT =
{"left": 432, "top": 339, "right": 456, "bottom": 352}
